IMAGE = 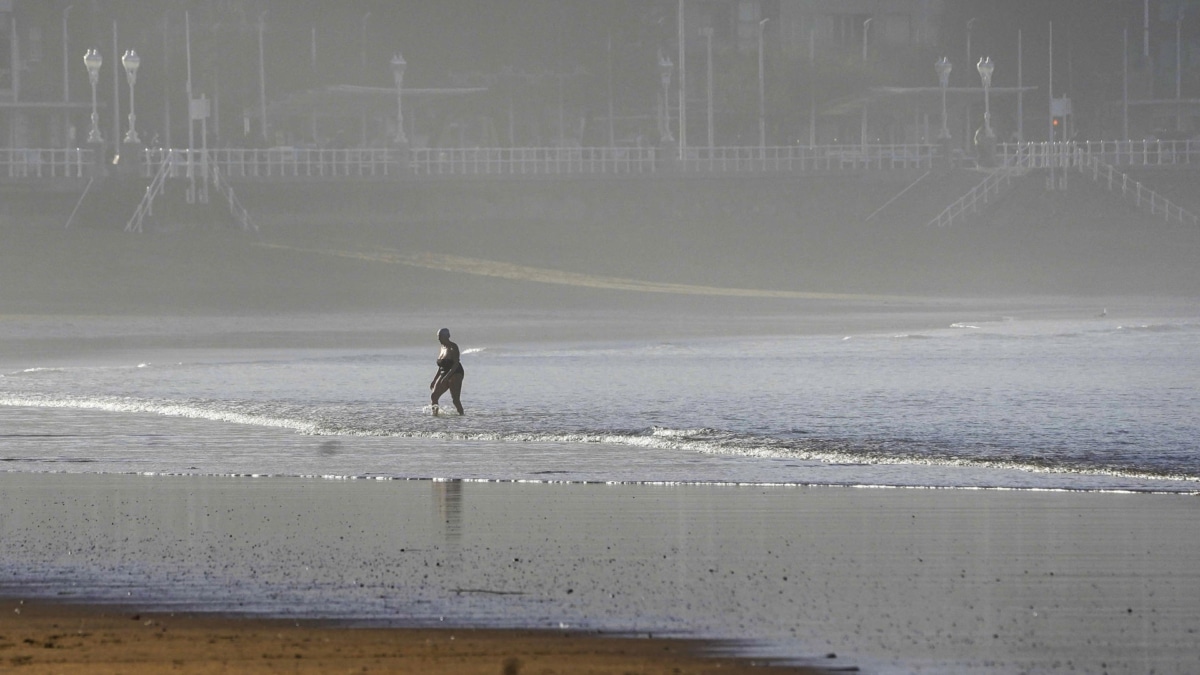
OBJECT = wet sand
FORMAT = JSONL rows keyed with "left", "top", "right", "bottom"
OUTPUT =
{"left": 2, "top": 473, "right": 1199, "bottom": 674}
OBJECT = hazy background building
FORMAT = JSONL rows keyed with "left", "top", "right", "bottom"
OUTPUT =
{"left": 3, "top": 1, "right": 1199, "bottom": 152}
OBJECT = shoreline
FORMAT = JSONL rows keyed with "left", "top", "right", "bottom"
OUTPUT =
{"left": 2, "top": 295, "right": 1187, "bottom": 354}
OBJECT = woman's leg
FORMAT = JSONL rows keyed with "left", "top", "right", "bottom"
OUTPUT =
{"left": 431, "top": 376, "right": 448, "bottom": 413}
{"left": 447, "top": 373, "right": 464, "bottom": 414}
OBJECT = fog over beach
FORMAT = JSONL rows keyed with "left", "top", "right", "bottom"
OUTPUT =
{"left": 5, "top": 0, "right": 1200, "bottom": 671}
{"left": 5, "top": 168, "right": 1200, "bottom": 319}
{"left": 3, "top": 165, "right": 1200, "bottom": 674}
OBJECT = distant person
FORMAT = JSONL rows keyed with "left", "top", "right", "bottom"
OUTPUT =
{"left": 430, "top": 328, "right": 465, "bottom": 415}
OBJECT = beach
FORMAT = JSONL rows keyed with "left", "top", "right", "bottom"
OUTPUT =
{"left": 3, "top": 172, "right": 1200, "bottom": 673}
{"left": 3, "top": 473, "right": 1199, "bottom": 674}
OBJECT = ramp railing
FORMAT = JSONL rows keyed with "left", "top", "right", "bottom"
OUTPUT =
{"left": 928, "top": 145, "right": 1033, "bottom": 228}
{"left": 1077, "top": 148, "right": 1199, "bottom": 225}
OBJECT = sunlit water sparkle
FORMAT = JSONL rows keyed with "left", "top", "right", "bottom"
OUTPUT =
{"left": 2, "top": 313, "right": 1197, "bottom": 492}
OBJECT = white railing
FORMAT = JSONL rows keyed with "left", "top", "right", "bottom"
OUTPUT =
{"left": 2, "top": 148, "right": 92, "bottom": 178}
{"left": 126, "top": 153, "right": 173, "bottom": 233}
{"left": 1077, "top": 151, "right": 1199, "bottom": 225}
{"left": 409, "top": 146, "right": 660, "bottom": 175}
{"left": 210, "top": 163, "right": 256, "bottom": 231}
{"left": 677, "top": 144, "right": 937, "bottom": 172}
{"left": 9, "top": 140, "right": 1200, "bottom": 183}
{"left": 410, "top": 144, "right": 938, "bottom": 175}
{"left": 997, "top": 140, "right": 1200, "bottom": 169}
{"left": 929, "top": 145, "right": 1033, "bottom": 228}
{"left": 142, "top": 147, "right": 404, "bottom": 180}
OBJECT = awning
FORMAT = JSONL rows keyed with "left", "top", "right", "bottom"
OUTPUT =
{"left": 0, "top": 101, "right": 95, "bottom": 110}
{"left": 821, "top": 86, "right": 1038, "bottom": 116}
{"left": 247, "top": 84, "right": 488, "bottom": 120}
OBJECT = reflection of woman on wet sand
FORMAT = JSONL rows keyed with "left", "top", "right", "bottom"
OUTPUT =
{"left": 430, "top": 328, "right": 464, "bottom": 415}
{"left": 432, "top": 480, "right": 463, "bottom": 542}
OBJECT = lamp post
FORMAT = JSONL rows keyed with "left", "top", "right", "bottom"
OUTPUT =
{"left": 1177, "top": 6, "right": 1185, "bottom": 101}
{"left": 121, "top": 49, "right": 140, "bottom": 144}
{"left": 658, "top": 52, "right": 674, "bottom": 144}
{"left": 677, "top": 0, "right": 686, "bottom": 160}
{"left": 84, "top": 48, "right": 103, "bottom": 144}
{"left": 1176, "top": 6, "right": 1185, "bottom": 131}
{"left": 360, "top": 12, "right": 371, "bottom": 145}
{"left": 936, "top": 56, "right": 952, "bottom": 140}
{"left": 360, "top": 12, "right": 371, "bottom": 77}
{"left": 700, "top": 26, "right": 714, "bottom": 149}
{"left": 758, "top": 17, "right": 768, "bottom": 155}
{"left": 391, "top": 52, "right": 408, "bottom": 145}
{"left": 966, "top": 18, "right": 977, "bottom": 68}
{"left": 862, "top": 17, "right": 872, "bottom": 63}
{"left": 62, "top": 5, "right": 73, "bottom": 103}
{"left": 258, "top": 11, "right": 268, "bottom": 144}
{"left": 977, "top": 56, "right": 994, "bottom": 139}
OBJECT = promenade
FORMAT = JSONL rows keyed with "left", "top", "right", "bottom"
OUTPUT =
{"left": 6, "top": 140, "right": 1200, "bottom": 186}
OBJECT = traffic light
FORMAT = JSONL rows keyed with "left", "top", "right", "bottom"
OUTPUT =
{"left": 1050, "top": 98, "right": 1071, "bottom": 141}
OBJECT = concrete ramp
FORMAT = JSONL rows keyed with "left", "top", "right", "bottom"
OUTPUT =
{"left": 1077, "top": 152, "right": 1199, "bottom": 225}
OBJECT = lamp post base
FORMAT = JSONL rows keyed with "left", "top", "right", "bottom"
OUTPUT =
{"left": 938, "top": 133, "right": 954, "bottom": 169}
{"left": 974, "top": 128, "right": 997, "bottom": 167}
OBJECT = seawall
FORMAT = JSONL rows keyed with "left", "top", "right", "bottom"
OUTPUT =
{"left": 3, "top": 167, "right": 1199, "bottom": 312}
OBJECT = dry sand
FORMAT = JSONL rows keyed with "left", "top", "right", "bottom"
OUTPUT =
{"left": 0, "top": 599, "right": 821, "bottom": 675}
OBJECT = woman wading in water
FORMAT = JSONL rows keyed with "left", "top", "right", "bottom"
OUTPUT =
{"left": 430, "top": 328, "right": 464, "bottom": 415}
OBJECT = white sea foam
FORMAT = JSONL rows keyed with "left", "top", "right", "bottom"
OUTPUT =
{"left": 1, "top": 312, "right": 1198, "bottom": 492}
{"left": 0, "top": 394, "right": 324, "bottom": 434}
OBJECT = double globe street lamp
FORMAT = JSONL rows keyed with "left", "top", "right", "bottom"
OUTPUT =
{"left": 975, "top": 56, "right": 996, "bottom": 165}
{"left": 658, "top": 52, "right": 674, "bottom": 144}
{"left": 84, "top": 49, "right": 103, "bottom": 144}
{"left": 83, "top": 48, "right": 143, "bottom": 146}
{"left": 977, "top": 56, "right": 995, "bottom": 140}
{"left": 935, "top": 56, "right": 952, "bottom": 140}
{"left": 390, "top": 53, "right": 408, "bottom": 145}
{"left": 121, "top": 49, "right": 141, "bottom": 144}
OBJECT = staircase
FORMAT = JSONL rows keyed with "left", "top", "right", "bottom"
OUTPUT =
{"left": 927, "top": 165, "right": 1030, "bottom": 228}
{"left": 1075, "top": 148, "right": 1199, "bottom": 225}
{"left": 125, "top": 152, "right": 256, "bottom": 233}
{"left": 210, "top": 163, "right": 255, "bottom": 232}
{"left": 126, "top": 154, "right": 173, "bottom": 233}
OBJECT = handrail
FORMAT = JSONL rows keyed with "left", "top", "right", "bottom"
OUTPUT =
{"left": 408, "top": 144, "right": 938, "bottom": 176}
{"left": 1077, "top": 148, "right": 1199, "bottom": 225}
{"left": 996, "top": 140, "right": 1200, "bottom": 169}
{"left": 865, "top": 170, "right": 931, "bottom": 223}
{"left": 929, "top": 145, "right": 1032, "bottom": 228}
{"left": 210, "top": 163, "right": 256, "bottom": 232}
{"left": 126, "top": 153, "right": 174, "bottom": 233}
{"left": 411, "top": 146, "right": 657, "bottom": 175}
{"left": 7, "top": 140, "right": 1200, "bottom": 183}
{"left": 64, "top": 177, "right": 95, "bottom": 230}
{"left": 2, "top": 147, "right": 92, "bottom": 179}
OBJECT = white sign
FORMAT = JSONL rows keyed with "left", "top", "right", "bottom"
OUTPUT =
{"left": 189, "top": 97, "right": 210, "bottom": 120}
{"left": 1051, "top": 98, "right": 1072, "bottom": 117}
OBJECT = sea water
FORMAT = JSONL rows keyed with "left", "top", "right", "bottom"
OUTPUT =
{"left": 4, "top": 308, "right": 1200, "bottom": 673}
{"left": 1, "top": 311, "right": 1198, "bottom": 492}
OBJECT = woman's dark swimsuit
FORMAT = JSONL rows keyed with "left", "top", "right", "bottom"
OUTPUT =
{"left": 436, "top": 358, "right": 464, "bottom": 376}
